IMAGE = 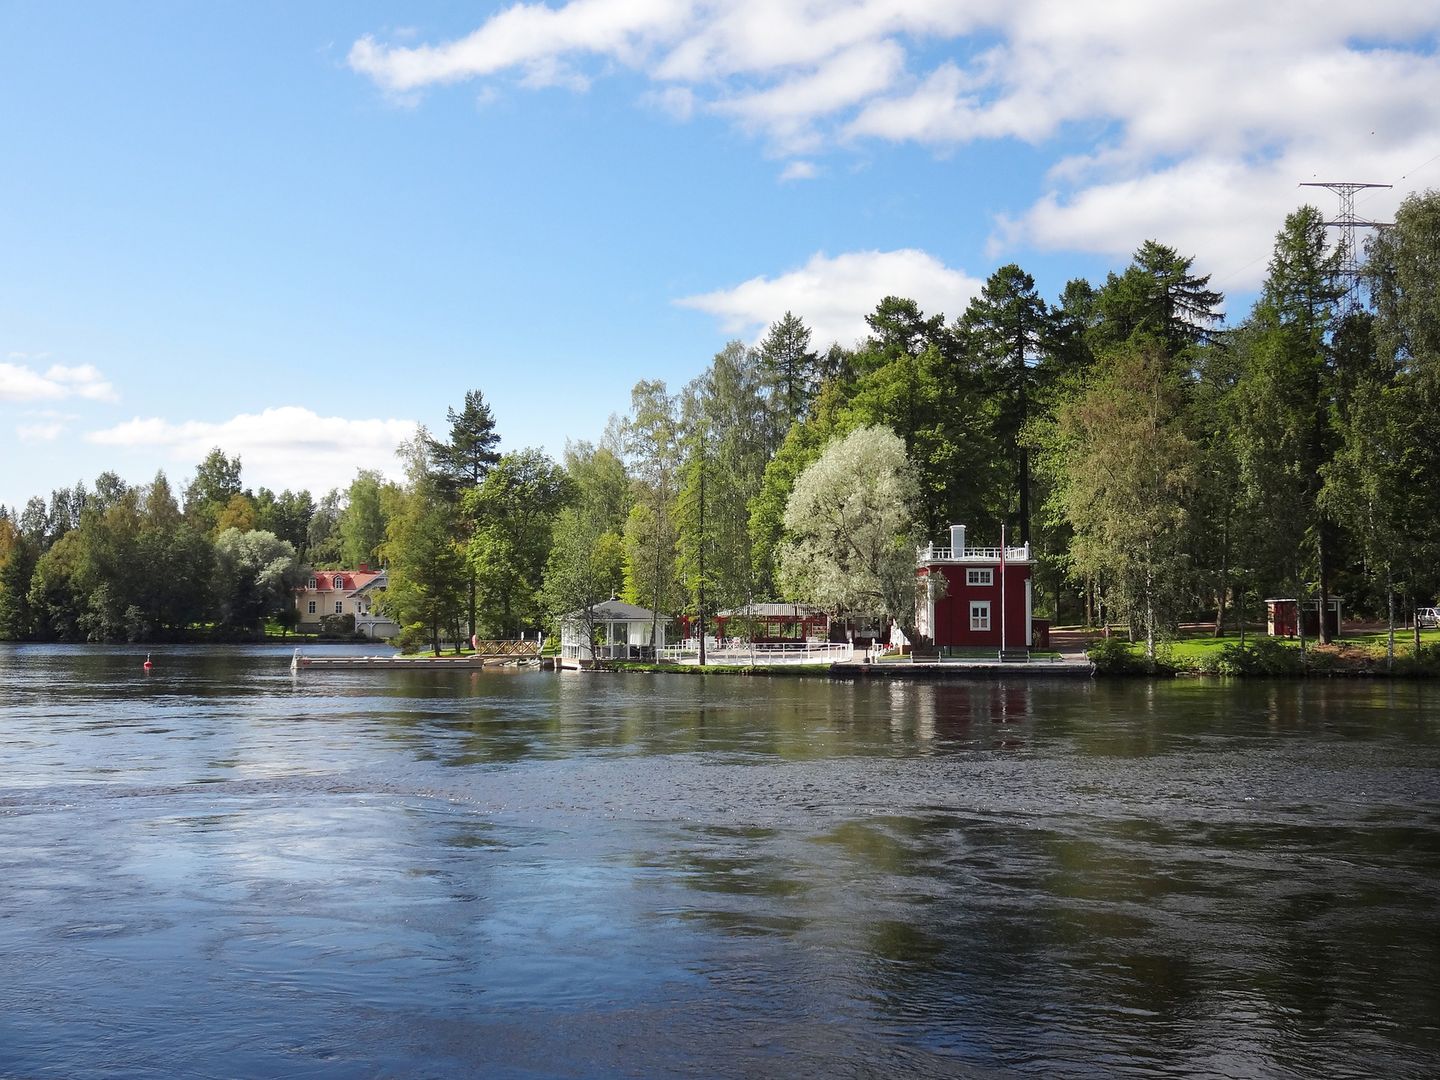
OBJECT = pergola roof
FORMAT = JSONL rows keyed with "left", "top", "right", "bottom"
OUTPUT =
{"left": 715, "top": 602, "right": 826, "bottom": 619}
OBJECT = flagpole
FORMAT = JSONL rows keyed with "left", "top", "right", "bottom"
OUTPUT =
{"left": 1000, "top": 525, "right": 1007, "bottom": 655}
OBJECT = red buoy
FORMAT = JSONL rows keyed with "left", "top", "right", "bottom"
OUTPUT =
{"left": 143, "top": 654, "right": 153, "bottom": 672}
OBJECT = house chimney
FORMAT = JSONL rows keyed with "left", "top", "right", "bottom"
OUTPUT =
{"left": 358, "top": 563, "right": 370, "bottom": 573}
{"left": 949, "top": 524, "right": 965, "bottom": 555}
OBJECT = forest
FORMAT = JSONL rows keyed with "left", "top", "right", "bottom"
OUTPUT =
{"left": 2, "top": 191, "right": 1438, "bottom": 653}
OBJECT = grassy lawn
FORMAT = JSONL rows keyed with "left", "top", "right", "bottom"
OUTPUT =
{"left": 1089, "top": 625, "right": 1440, "bottom": 674}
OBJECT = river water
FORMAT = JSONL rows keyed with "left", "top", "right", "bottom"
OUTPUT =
{"left": 1, "top": 644, "right": 1437, "bottom": 1079}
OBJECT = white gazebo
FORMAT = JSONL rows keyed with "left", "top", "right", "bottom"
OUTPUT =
{"left": 558, "top": 598, "right": 667, "bottom": 668}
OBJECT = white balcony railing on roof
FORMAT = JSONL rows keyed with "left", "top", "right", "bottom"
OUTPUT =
{"left": 917, "top": 544, "right": 1031, "bottom": 563}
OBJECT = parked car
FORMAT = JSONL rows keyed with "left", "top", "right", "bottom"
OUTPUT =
{"left": 1418, "top": 607, "right": 1440, "bottom": 629}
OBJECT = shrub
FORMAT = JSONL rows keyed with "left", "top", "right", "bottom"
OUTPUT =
{"left": 1206, "top": 637, "right": 1304, "bottom": 676}
{"left": 1395, "top": 643, "right": 1440, "bottom": 677}
{"left": 318, "top": 612, "right": 357, "bottom": 637}
{"left": 394, "top": 622, "right": 431, "bottom": 653}
{"left": 1087, "top": 637, "right": 1150, "bottom": 674}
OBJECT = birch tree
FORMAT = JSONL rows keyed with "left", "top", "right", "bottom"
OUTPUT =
{"left": 1039, "top": 341, "right": 1196, "bottom": 662}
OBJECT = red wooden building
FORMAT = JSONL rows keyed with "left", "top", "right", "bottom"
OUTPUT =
{"left": 712, "top": 603, "right": 829, "bottom": 644}
{"left": 915, "top": 525, "right": 1034, "bottom": 653}
{"left": 1265, "top": 598, "right": 1343, "bottom": 639}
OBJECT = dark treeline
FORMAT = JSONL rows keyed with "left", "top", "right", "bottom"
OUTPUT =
{"left": 4, "top": 193, "right": 1439, "bottom": 651}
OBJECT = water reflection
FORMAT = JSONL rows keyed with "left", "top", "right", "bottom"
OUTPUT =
{"left": 1, "top": 644, "right": 1438, "bottom": 1077}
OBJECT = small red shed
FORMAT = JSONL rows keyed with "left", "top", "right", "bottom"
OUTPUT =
{"left": 915, "top": 525, "right": 1034, "bottom": 653}
{"left": 1266, "top": 598, "right": 1343, "bottom": 639}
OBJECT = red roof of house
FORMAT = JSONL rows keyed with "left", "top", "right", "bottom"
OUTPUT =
{"left": 300, "top": 570, "right": 383, "bottom": 593}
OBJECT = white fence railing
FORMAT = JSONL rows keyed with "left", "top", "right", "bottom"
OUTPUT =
{"left": 561, "top": 643, "right": 650, "bottom": 660}
{"left": 656, "top": 640, "right": 853, "bottom": 665}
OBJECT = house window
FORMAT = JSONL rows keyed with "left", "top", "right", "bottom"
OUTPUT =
{"left": 335, "top": 601, "right": 343, "bottom": 615}
{"left": 307, "top": 577, "right": 316, "bottom": 590}
{"left": 307, "top": 601, "right": 316, "bottom": 615}
{"left": 967, "top": 568, "right": 993, "bottom": 586}
{"left": 970, "top": 601, "right": 991, "bottom": 631}
{"left": 333, "top": 575, "right": 344, "bottom": 589}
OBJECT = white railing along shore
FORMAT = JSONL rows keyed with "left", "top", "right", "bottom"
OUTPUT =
{"left": 656, "top": 640, "right": 854, "bottom": 665}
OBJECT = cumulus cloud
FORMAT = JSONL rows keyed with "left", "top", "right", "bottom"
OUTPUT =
{"left": 350, "top": 2, "right": 1440, "bottom": 286}
{"left": 0, "top": 360, "right": 117, "bottom": 403}
{"left": 86, "top": 406, "right": 417, "bottom": 495}
{"left": 676, "top": 248, "right": 983, "bottom": 349}
{"left": 779, "top": 160, "right": 818, "bottom": 182}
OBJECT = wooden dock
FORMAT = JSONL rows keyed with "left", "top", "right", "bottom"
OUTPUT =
{"left": 832, "top": 657, "right": 1093, "bottom": 678}
{"left": 292, "top": 640, "right": 548, "bottom": 672}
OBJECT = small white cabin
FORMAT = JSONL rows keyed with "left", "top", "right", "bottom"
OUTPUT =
{"left": 559, "top": 598, "right": 667, "bottom": 668}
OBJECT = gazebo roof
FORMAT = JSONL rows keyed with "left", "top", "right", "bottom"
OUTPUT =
{"left": 569, "top": 598, "right": 659, "bottom": 622}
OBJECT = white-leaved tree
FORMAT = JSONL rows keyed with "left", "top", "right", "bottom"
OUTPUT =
{"left": 211, "top": 528, "right": 300, "bottom": 633}
{"left": 777, "top": 425, "right": 924, "bottom": 642}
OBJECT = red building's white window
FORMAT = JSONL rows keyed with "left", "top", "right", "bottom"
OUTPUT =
{"left": 307, "top": 601, "right": 316, "bottom": 615}
{"left": 966, "top": 568, "right": 993, "bottom": 586}
{"left": 970, "top": 601, "right": 990, "bottom": 631}
{"left": 334, "top": 601, "right": 343, "bottom": 614}
{"left": 333, "top": 575, "right": 344, "bottom": 589}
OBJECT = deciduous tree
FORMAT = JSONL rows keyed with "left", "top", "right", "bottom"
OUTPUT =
{"left": 1038, "top": 342, "right": 1197, "bottom": 662}
{"left": 183, "top": 448, "right": 243, "bottom": 533}
{"left": 382, "top": 485, "right": 467, "bottom": 654}
{"left": 464, "top": 449, "right": 572, "bottom": 637}
{"left": 212, "top": 528, "right": 300, "bottom": 634}
{"left": 339, "top": 470, "right": 389, "bottom": 569}
{"left": 778, "top": 425, "right": 924, "bottom": 642}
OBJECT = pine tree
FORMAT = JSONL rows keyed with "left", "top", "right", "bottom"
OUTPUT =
{"left": 429, "top": 389, "right": 503, "bottom": 636}
{"left": 1095, "top": 240, "right": 1224, "bottom": 355}
{"left": 1232, "top": 206, "right": 1346, "bottom": 641}
{"left": 429, "top": 390, "right": 501, "bottom": 499}
{"left": 958, "top": 264, "right": 1048, "bottom": 544}
{"left": 758, "top": 311, "right": 820, "bottom": 433}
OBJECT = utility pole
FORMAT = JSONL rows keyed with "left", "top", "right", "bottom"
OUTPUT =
{"left": 1297, "top": 180, "right": 1392, "bottom": 647}
{"left": 697, "top": 449, "right": 706, "bottom": 667}
{"left": 1298, "top": 181, "right": 1392, "bottom": 302}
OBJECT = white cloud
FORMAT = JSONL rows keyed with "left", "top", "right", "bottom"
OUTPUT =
{"left": 86, "top": 406, "right": 417, "bottom": 495}
{"left": 0, "top": 360, "right": 117, "bottom": 403}
{"left": 348, "top": 0, "right": 694, "bottom": 93}
{"left": 676, "top": 248, "right": 983, "bottom": 349}
{"left": 17, "top": 421, "right": 66, "bottom": 442}
{"left": 779, "top": 160, "right": 818, "bottom": 182}
{"left": 349, "top": 4, "right": 1440, "bottom": 285}
{"left": 641, "top": 85, "right": 694, "bottom": 121}
{"left": 713, "top": 39, "right": 906, "bottom": 152}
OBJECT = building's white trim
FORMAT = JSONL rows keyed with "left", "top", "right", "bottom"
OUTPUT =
{"left": 1025, "top": 579, "right": 1033, "bottom": 647}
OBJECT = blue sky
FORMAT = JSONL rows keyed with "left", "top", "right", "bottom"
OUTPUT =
{"left": 3, "top": 1, "right": 1437, "bottom": 511}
